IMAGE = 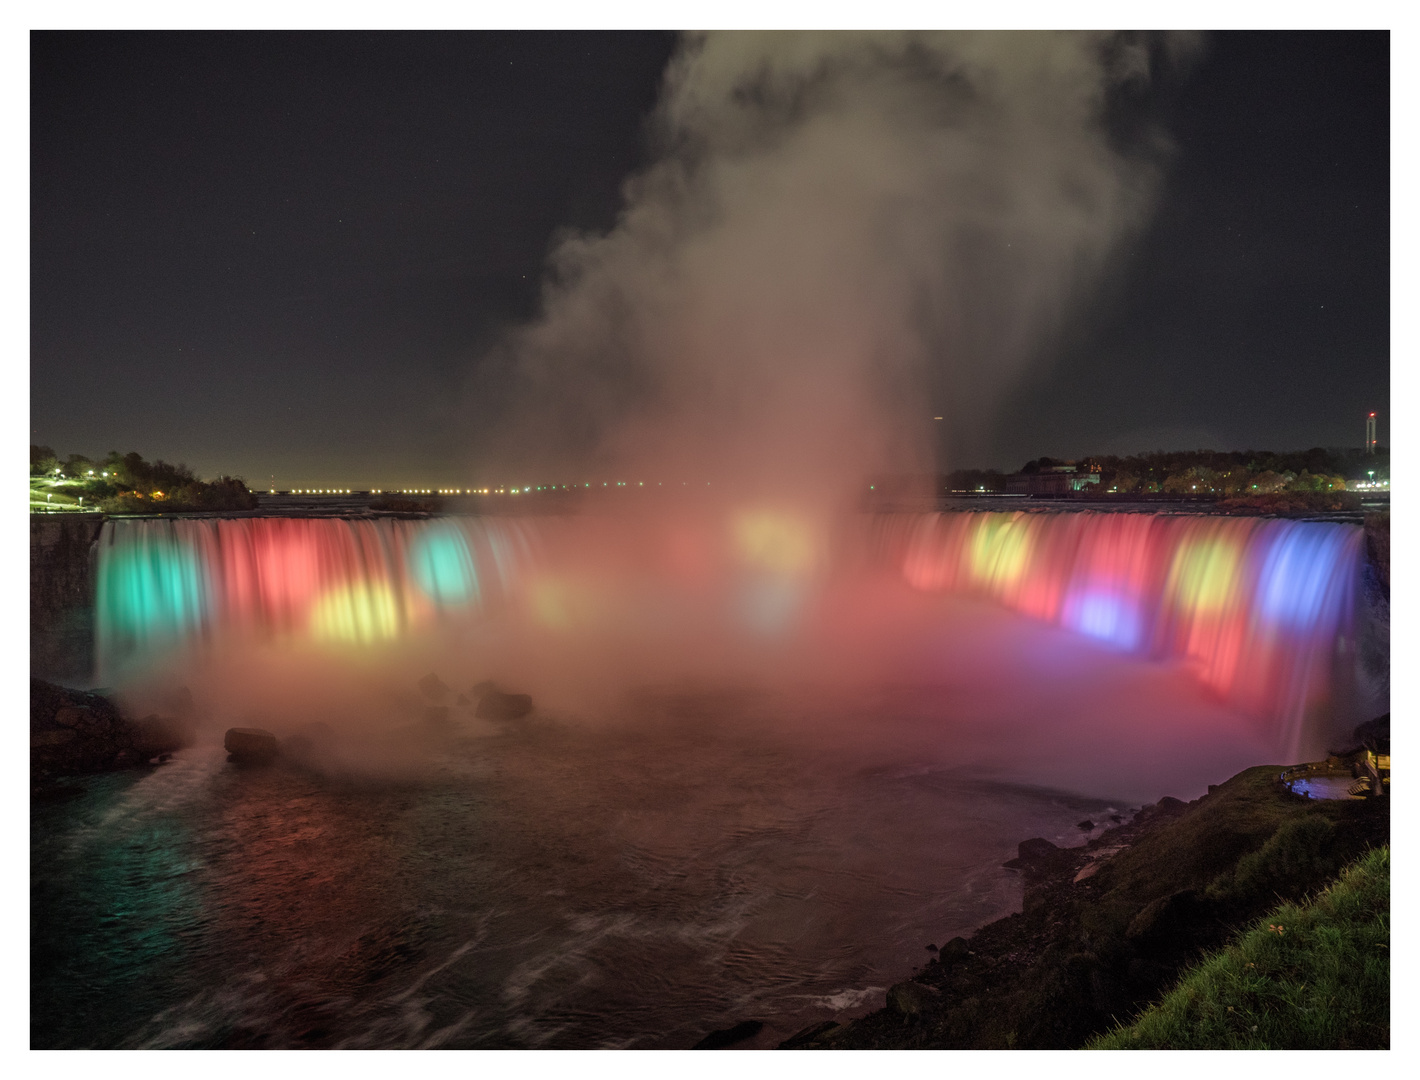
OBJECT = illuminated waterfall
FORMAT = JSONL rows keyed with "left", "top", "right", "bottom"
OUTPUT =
{"left": 93, "top": 510, "right": 1367, "bottom": 760}
{"left": 894, "top": 511, "right": 1365, "bottom": 757}
{"left": 94, "top": 517, "right": 543, "bottom": 678}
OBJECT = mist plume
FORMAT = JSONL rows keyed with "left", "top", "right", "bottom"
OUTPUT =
{"left": 482, "top": 31, "right": 1196, "bottom": 495}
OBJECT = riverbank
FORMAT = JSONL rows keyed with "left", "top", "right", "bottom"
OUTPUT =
{"left": 779, "top": 761, "right": 1389, "bottom": 1049}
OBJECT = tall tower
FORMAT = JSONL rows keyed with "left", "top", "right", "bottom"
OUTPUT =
{"left": 1366, "top": 412, "right": 1377, "bottom": 454}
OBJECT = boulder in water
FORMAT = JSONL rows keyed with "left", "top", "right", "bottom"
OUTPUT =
{"left": 475, "top": 690, "right": 533, "bottom": 720}
{"left": 225, "top": 727, "right": 280, "bottom": 765}
{"left": 1004, "top": 837, "right": 1061, "bottom": 868}
{"left": 938, "top": 936, "right": 970, "bottom": 964}
{"left": 418, "top": 673, "right": 451, "bottom": 702}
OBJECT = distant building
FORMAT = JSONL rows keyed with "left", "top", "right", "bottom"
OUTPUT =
{"left": 1004, "top": 461, "right": 1101, "bottom": 496}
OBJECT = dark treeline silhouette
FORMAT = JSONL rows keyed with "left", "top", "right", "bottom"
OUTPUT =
{"left": 31, "top": 446, "right": 258, "bottom": 512}
{"left": 947, "top": 447, "right": 1388, "bottom": 498}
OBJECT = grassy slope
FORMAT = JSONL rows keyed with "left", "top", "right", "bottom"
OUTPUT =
{"left": 1091, "top": 845, "right": 1389, "bottom": 1049}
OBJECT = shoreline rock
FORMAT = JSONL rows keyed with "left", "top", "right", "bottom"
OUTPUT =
{"left": 780, "top": 763, "right": 1389, "bottom": 1050}
{"left": 30, "top": 677, "right": 192, "bottom": 782}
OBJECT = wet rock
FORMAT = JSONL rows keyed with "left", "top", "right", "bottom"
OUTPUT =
{"left": 31, "top": 678, "right": 142, "bottom": 776}
{"left": 778, "top": 1020, "right": 841, "bottom": 1049}
{"left": 692, "top": 1019, "right": 764, "bottom": 1049}
{"left": 1077, "top": 820, "right": 1095, "bottom": 831}
{"left": 938, "top": 936, "right": 970, "bottom": 964}
{"left": 886, "top": 980, "right": 940, "bottom": 1017}
{"left": 1018, "top": 837, "right": 1060, "bottom": 861}
{"left": 418, "top": 673, "right": 451, "bottom": 702}
{"left": 224, "top": 727, "right": 280, "bottom": 765}
{"left": 475, "top": 691, "right": 533, "bottom": 720}
{"left": 53, "top": 705, "right": 92, "bottom": 729}
{"left": 1004, "top": 837, "right": 1061, "bottom": 868}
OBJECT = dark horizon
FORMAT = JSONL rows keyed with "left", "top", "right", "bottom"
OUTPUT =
{"left": 31, "top": 31, "right": 1389, "bottom": 488}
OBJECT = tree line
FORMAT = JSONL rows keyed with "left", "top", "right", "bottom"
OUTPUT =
{"left": 948, "top": 447, "right": 1389, "bottom": 498}
{"left": 31, "top": 445, "right": 258, "bottom": 512}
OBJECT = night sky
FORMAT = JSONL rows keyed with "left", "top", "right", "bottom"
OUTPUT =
{"left": 30, "top": 31, "right": 1389, "bottom": 488}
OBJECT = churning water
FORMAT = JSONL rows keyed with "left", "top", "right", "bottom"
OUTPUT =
{"left": 32, "top": 508, "right": 1375, "bottom": 1048}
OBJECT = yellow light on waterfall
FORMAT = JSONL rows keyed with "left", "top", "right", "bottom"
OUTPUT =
{"left": 310, "top": 582, "right": 401, "bottom": 644}
{"left": 967, "top": 514, "right": 1032, "bottom": 588}
{"left": 1165, "top": 534, "right": 1243, "bottom": 615}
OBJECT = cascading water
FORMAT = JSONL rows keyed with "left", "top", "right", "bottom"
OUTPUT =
{"left": 886, "top": 510, "right": 1367, "bottom": 760}
{"left": 93, "top": 509, "right": 1369, "bottom": 761}
{"left": 94, "top": 516, "right": 544, "bottom": 682}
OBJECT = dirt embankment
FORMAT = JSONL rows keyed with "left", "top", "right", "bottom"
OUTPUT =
{"left": 781, "top": 765, "right": 1389, "bottom": 1050}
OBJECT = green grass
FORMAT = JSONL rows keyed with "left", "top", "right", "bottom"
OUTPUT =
{"left": 1090, "top": 845, "right": 1389, "bottom": 1049}
{"left": 30, "top": 478, "right": 89, "bottom": 511}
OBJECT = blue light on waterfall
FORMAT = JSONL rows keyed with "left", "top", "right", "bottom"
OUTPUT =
{"left": 408, "top": 524, "right": 479, "bottom": 605}
{"left": 1255, "top": 524, "right": 1350, "bottom": 630}
{"left": 1063, "top": 590, "right": 1143, "bottom": 650}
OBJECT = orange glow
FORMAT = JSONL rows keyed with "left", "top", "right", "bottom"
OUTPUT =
{"left": 731, "top": 510, "right": 818, "bottom": 576}
{"left": 529, "top": 577, "right": 602, "bottom": 630}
